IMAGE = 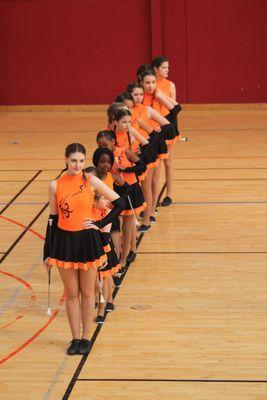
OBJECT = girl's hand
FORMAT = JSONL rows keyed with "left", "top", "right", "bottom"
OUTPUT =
{"left": 44, "top": 257, "right": 52, "bottom": 272}
{"left": 82, "top": 218, "right": 100, "bottom": 230}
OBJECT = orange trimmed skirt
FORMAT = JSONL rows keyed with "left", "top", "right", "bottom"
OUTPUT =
{"left": 49, "top": 227, "right": 108, "bottom": 270}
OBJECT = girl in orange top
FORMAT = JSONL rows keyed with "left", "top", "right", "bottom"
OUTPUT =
{"left": 43, "top": 143, "right": 125, "bottom": 356}
{"left": 141, "top": 69, "right": 181, "bottom": 209}
{"left": 96, "top": 130, "right": 146, "bottom": 269}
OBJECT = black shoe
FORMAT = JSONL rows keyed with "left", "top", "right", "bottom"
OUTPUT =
{"left": 126, "top": 250, "right": 137, "bottom": 263}
{"left": 78, "top": 339, "right": 91, "bottom": 355}
{"left": 161, "top": 196, "right": 172, "bottom": 206}
{"left": 154, "top": 208, "right": 158, "bottom": 214}
{"left": 150, "top": 216, "right": 156, "bottom": 224}
{"left": 66, "top": 339, "right": 80, "bottom": 355}
{"left": 105, "top": 302, "right": 115, "bottom": 312}
{"left": 138, "top": 224, "right": 151, "bottom": 233}
{"left": 113, "top": 275, "right": 122, "bottom": 288}
{"left": 96, "top": 315, "right": 105, "bottom": 324}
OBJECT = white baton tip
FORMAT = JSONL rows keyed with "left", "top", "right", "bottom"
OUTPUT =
{"left": 46, "top": 308, "right": 52, "bottom": 316}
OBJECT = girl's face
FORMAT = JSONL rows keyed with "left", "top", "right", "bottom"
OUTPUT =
{"left": 66, "top": 151, "right": 85, "bottom": 175}
{"left": 123, "top": 99, "right": 134, "bottom": 110}
{"left": 97, "top": 153, "right": 112, "bottom": 174}
{"left": 97, "top": 137, "right": 115, "bottom": 152}
{"left": 142, "top": 75, "right": 157, "bottom": 94}
{"left": 131, "top": 88, "right": 144, "bottom": 105}
{"left": 94, "top": 195, "right": 109, "bottom": 210}
{"left": 115, "top": 115, "right": 132, "bottom": 131}
{"left": 155, "top": 61, "right": 169, "bottom": 79}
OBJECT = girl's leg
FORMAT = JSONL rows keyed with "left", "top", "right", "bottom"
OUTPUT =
{"left": 97, "top": 276, "right": 109, "bottom": 316}
{"left": 107, "top": 275, "right": 114, "bottom": 303}
{"left": 58, "top": 268, "right": 80, "bottom": 339}
{"left": 151, "top": 164, "right": 162, "bottom": 214}
{"left": 120, "top": 215, "right": 134, "bottom": 266}
{"left": 130, "top": 218, "right": 137, "bottom": 253}
{"left": 110, "top": 230, "right": 121, "bottom": 259}
{"left": 141, "top": 168, "right": 153, "bottom": 226}
{"left": 79, "top": 268, "right": 97, "bottom": 339}
{"left": 163, "top": 144, "right": 174, "bottom": 199}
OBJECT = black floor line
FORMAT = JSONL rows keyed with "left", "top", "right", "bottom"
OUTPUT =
{"left": 0, "top": 170, "right": 42, "bottom": 215}
{"left": 76, "top": 377, "right": 267, "bottom": 384}
{"left": 174, "top": 178, "right": 267, "bottom": 181}
{"left": 61, "top": 233, "right": 145, "bottom": 400}
{"left": 138, "top": 251, "right": 267, "bottom": 255}
{"left": 0, "top": 203, "right": 49, "bottom": 264}
{"left": 171, "top": 201, "right": 267, "bottom": 205}
{"left": 174, "top": 167, "right": 267, "bottom": 170}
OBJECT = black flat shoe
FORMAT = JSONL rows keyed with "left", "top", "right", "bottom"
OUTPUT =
{"left": 66, "top": 339, "right": 80, "bottom": 355}
{"left": 96, "top": 315, "right": 105, "bottom": 324}
{"left": 138, "top": 224, "right": 151, "bottom": 233}
{"left": 126, "top": 250, "right": 137, "bottom": 263}
{"left": 105, "top": 302, "right": 115, "bottom": 312}
{"left": 78, "top": 339, "right": 91, "bottom": 355}
{"left": 161, "top": 196, "right": 172, "bottom": 207}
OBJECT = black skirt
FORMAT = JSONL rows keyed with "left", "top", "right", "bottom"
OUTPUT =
{"left": 114, "top": 182, "right": 146, "bottom": 215}
{"left": 99, "top": 233, "right": 120, "bottom": 278}
{"left": 49, "top": 226, "right": 107, "bottom": 270}
{"left": 149, "top": 130, "right": 169, "bottom": 160}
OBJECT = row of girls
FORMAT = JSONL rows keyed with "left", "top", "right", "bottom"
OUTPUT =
{"left": 43, "top": 56, "right": 182, "bottom": 355}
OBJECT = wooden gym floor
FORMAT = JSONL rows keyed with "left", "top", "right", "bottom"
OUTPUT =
{"left": 0, "top": 104, "right": 267, "bottom": 399}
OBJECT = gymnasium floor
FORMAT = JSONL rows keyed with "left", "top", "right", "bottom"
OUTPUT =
{"left": 1, "top": 104, "right": 267, "bottom": 399}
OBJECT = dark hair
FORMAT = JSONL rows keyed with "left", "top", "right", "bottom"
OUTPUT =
{"left": 107, "top": 102, "right": 127, "bottom": 124}
{"left": 151, "top": 56, "right": 169, "bottom": 70}
{"left": 96, "top": 130, "right": 116, "bottom": 143}
{"left": 114, "top": 108, "right": 131, "bottom": 122}
{"left": 65, "top": 143, "right": 86, "bottom": 158}
{"left": 115, "top": 91, "right": 134, "bottom": 103}
{"left": 92, "top": 147, "right": 114, "bottom": 168}
{"left": 84, "top": 165, "right": 96, "bottom": 174}
{"left": 63, "top": 143, "right": 87, "bottom": 181}
{"left": 136, "top": 64, "right": 150, "bottom": 80}
{"left": 126, "top": 81, "right": 143, "bottom": 94}
{"left": 140, "top": 69, "right": 156, "bottom": 82}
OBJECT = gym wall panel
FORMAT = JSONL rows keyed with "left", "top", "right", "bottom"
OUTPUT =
{"left": 0, "top": 0, "right": 151, "bottom": 105}
{"left": 186, "top": 0, "right": 267, "bottom": 102}
{"left": 0, "top": 0, "right": 266, "bottom": 105}
{"left": 161, "top": 0, "right": 188, "bottom": 102}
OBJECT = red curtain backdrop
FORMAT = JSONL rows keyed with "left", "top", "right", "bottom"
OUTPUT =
{"left": 0, "top": 0, "right": 266, "bottom": 105}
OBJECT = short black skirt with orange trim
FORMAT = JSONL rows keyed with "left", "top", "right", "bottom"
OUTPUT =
{"left": 114, "top": 182, "right": 146, "bottom": 216}
{"left": 49, "top": 226, "right": 107, "bottom": 270}
{"left": 139, "top": 142, "right": 159, "bottom": 170}
{"left": 165, "top": 104, "right": 182, "bottom": 144}
{"left": 149, "top": 131, "right": 169, "bottom": 160}
{"left": 99, "top": 233, "right": 120, "bottom": 278}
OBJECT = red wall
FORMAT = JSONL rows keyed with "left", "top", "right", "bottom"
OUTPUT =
{"left": 0, "top": 0, "right": 266, "bottom": 105}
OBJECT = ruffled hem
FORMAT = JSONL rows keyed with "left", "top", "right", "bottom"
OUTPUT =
{"left": 147, "top": 159, "right": 160, "bottom": 169}
{"left": 103, "top": 244, "right": 111, "bottom": 253}
{"left": 138, "top": 171, "right": 148, "bottom": 181}
{"left": 50, "top": 254, "right": 107, "bottom": 270}
{"left": 166, "top": 136, "right": 179, "bottom": 146}
{"left": 100, "top": 263, "right": 121, "bottom": 278}
{"left": 158, "top": 153, "right": 169, "bottom": 160}
{"left": 121, "top": 202, "right": 147, "bottom": 216}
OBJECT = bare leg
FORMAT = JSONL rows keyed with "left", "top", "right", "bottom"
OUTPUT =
{"left": 58, "top": 268, "right": 80, "bottom": 339}
{"left": 79, "top": 268, "right": 97, "bottom": 339}
{"left": 107, "top": 275, "right": 114, "bottom": 303}
{"left": 110, "top": 230, "right": 121, "bottom": 259}
{"left": 120, "top": 215, "right": 134, "bottom": 266}
{"left": 141, "top": 168, "right": 153, "bottom": 226}
{"left": 163, "top": 144, "right": 174, "bottom": 198}
{"left": 97, "top": 277, "right": 109, "bottom": 316}
{"left": 151, "top": 164, "right": 162, "bottom": 214}
{"left": 130, "top": 218, "right": 137, "bottom": 252}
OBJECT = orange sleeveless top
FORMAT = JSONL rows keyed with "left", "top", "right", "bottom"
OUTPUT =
{"left": 157, "top": 78, "right": 172, "bottom": 116}
{"left": 143, "top": 91, "right": 169, "bottom": 118}
{"left": 131, "top": 104, "right": 150, "bottom": 139}
{"left": 112, "top": 146, "right": 137, "bottom": 185}
{"left": 102, "top": 171, "right": 114, "bottom": 189}
{"left": 116, "top": 130, "right": 139, "bottom": 154}
{"left": 56, "top": 173, "right": 94, "bottom": 231}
